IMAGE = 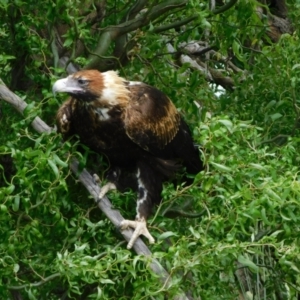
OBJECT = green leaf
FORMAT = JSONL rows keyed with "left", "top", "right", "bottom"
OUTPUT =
{"left": 260, "top": 207, "right": 272, "bottom": 225}
{"left": 99, "top": 278, "right": 115, "bottom": 284}
{"left": 0, "top": 204, "right": 8, "bottom": 213}
{"left": 211, "top": 162, "right": 232, "bottom": 172}
{"left": 292, "top": 63, "right": 300, "bottom": 70}
{"left": 232, "top": 40, "right": 244, "bottom": 62}
{"left": 270, "top": 113, "right": 282, "bottom": 121}
{"left": 218, "top": 119, "right": 233, "bottom": 132}
{"left": 13, "top": 264, "right": 20, "bottom": 273}
{"left": 189, "top": 226, "right": 200, "bottom": 239}
{"left": 249, "top": 163, "right": 267, "bottom": 171}
{"left": 238, "top": 255, "right": 259, "bottom": 273}
{"left": 53, "top": 153, "right": 68, "bottom": 168}
{"left": 149, "top": 22, "right": 154, "bottom": 32}
{"left": 133, "top": 255, "right": 140, "bottom": 270}
{"left": 47, "top": 159, "right": 59, "bottom": 179}
{"left": 157, "top": 231, "right": 177, "bottom": 241}
{"left": 5, "top": 184, "right": 15, "bottom": 195}
{"left": 265, "top": 188, "right": 282, "bottom": 203}
{"left": 12, "top": 195, "right": 20, "bottom": 212}
{"left": 95, "top": 286, "right": 102, "bottom": 300}
{"left": 23, "top": 102, "right": 35, "bottom": 118}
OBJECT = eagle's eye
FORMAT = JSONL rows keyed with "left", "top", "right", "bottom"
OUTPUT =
{"left": 77, "top": 78, "right": 86, "bottom": 85}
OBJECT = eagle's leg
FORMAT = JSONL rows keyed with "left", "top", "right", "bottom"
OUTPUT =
{"left": 120, "top": 164, "right": 163, "bottom": 249}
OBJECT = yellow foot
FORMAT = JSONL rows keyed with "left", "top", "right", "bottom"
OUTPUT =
{"left": 120, "top": 218, "right": 155, "bottom": 249}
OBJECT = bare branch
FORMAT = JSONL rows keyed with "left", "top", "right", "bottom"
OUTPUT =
{"left": 171, "top": 41, "right": 245, "bottom": 89}
{"left": 167, "top": 43, "right": 213, "bottom": 81}
{"left": 206, "top": 65, "right": 235, "bottom": 90}
{"left": 180, "top": 54, "right": 213, "bottom": 81}
{"left": 0, "top": 80, "right": 52, "bottom": 134}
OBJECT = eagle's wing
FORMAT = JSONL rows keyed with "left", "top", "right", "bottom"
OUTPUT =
{"left": 124, "top": 83, "right": 181, "bottom": 151}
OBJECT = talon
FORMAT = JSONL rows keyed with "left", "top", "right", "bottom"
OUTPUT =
{"left": 120, "top": 218, "right": 155, "bottom": 249}
{"left": 98, "top": 182, "right": 116, "bottom": 199}
{"left": 93, "top": 173, "right": 101, "bottom": 184}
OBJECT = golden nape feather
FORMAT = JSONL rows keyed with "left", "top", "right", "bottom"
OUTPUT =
{"left": 53, "top": 69, "right": 203, "bottom": 249}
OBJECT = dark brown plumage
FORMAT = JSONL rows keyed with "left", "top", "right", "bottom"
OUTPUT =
{"left": 53, "top": 70, "right": 203, "bottom": 248}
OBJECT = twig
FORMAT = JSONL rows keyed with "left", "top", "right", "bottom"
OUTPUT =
{"left": 153, "top": 15, "right": 198, "bottom": 33}
{"left": 212, "top": 0, "right": 238, "bottom": 14}
{"left": 0, "top": 79, "right": 191, "bottom": 300}
{"left": 8, "top": 273, "right": 61, "bottom": 290}
{"left": 85, "top": 0, "right": 188, "bottom": 69}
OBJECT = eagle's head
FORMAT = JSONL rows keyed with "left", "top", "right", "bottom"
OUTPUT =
{"left": 53, "top": 70, "right": 104, "bottom": 102}
{"left": 53, "top": 70, "right": 130, "bottom": 106}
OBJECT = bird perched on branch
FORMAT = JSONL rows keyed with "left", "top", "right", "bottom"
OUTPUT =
{"left": 53, "top": 70, "right": 203, "bottom": 249}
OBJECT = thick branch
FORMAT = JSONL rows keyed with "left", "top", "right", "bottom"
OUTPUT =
{"left": 85, "top": 0, "right": 188, "bottom": 70}
{"left": 112, "top": 0, "right": 149, "bottom": 66}
{"left": 125, "top": 0, "right": 148, "bottom": 20}
{"left": 167, "top": 43, "right": 213, "bottom": 81}
{"left": 0, "top": 80, "right": 191, "bottom": 300}
{"left": 168, "top": 41, "right": 244, "bottom": 90}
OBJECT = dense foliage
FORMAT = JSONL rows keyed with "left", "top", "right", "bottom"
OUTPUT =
{"left": 1, "top": 0, "right": 300, "bottom": 299}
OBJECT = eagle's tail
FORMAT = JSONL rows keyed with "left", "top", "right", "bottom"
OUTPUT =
{"left": 153, "top": 157, "right": 181, "bottom": 179}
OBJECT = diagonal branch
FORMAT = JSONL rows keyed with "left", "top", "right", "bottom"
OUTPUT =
{"left": 0, "top": 79, "right": 52, "bottom": 134}
{"left": 0, "top": 80, "right": 191, "bottom": 300}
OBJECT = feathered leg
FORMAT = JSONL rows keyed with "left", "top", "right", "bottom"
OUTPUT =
{"left": 120, "top": 162, "right": 163, "bottom": 249}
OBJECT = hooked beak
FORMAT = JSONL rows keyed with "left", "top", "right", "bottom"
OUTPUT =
{"left": 52, "top": 77, "right": 83, "bottom": 95}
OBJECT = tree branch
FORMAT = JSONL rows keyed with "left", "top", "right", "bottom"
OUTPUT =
{"left": 212, "top": 0, "right": 238, "bottom": 14}
{"left": 167, "top": 41, "right": 244, "bottom": 90}
{"left": 0, "top": 80, "right": 191, "bottom": 300}
{"left": 0, "top": 79, "right": 52, "bottom": 134}
{"left": 153, "top": 15, "right": 198, "bottom": 33}
{"left": 8, "top": 273, "right": 61, "bottom": 290}
{"left": 85, "top": 0, "right": 188, "bottom": 70}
